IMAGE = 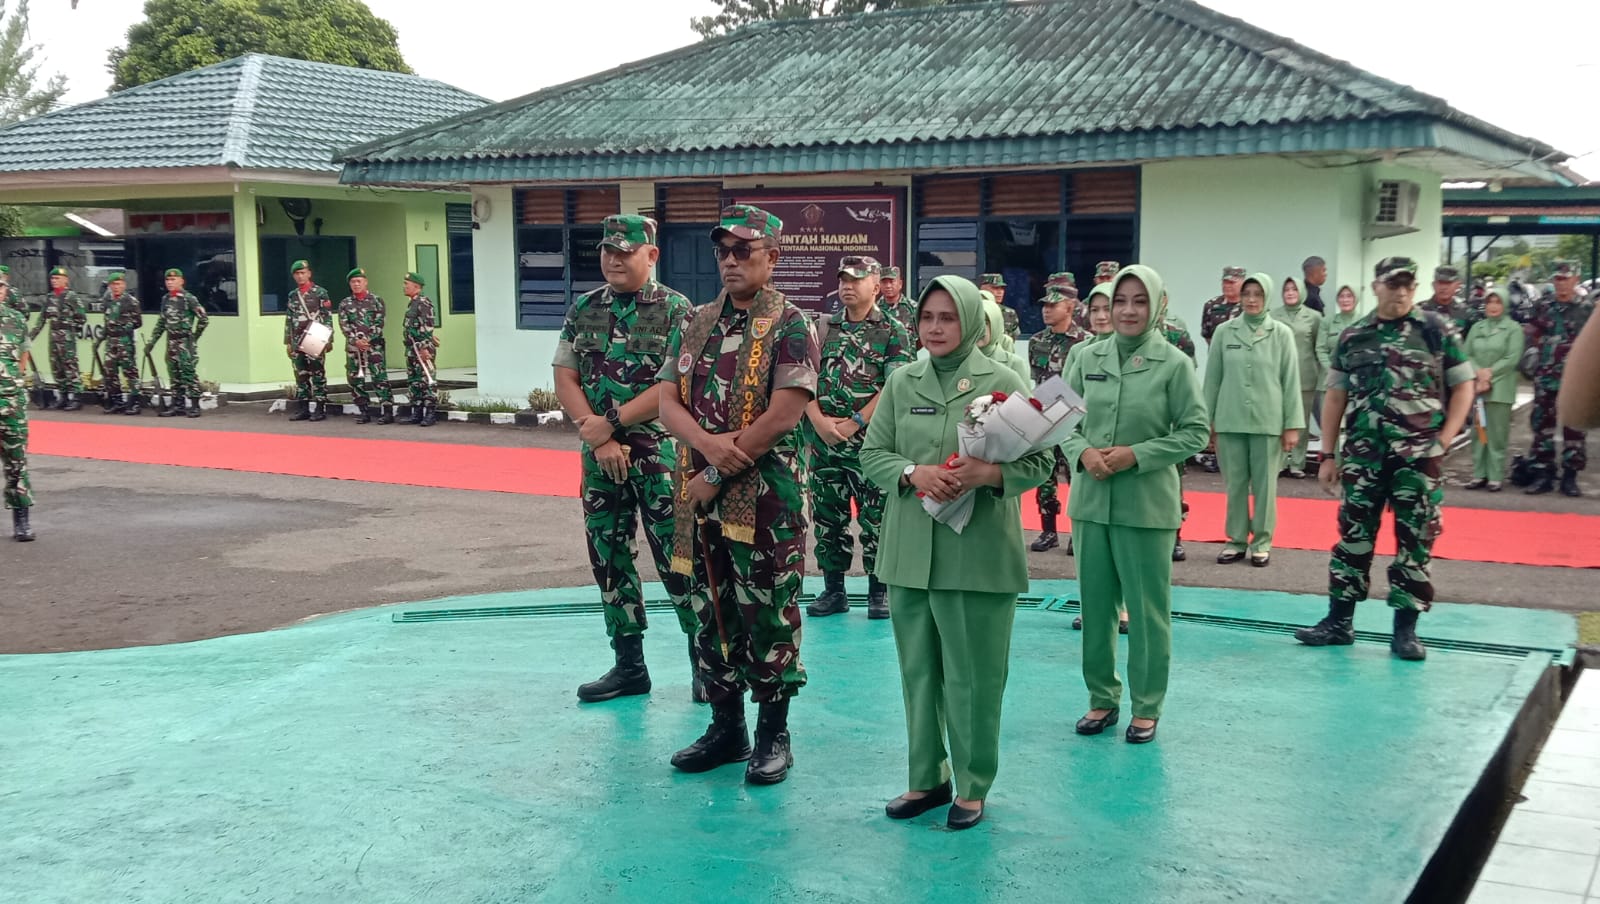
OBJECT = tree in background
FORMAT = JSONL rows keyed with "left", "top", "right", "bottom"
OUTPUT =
{"left": 692, "top": 0, "right": 961, "bottom": 38}
{"left": 108, "top": 0, "right": 410, "bottom": 92}
{"left": 0, "top": 0, "right": 68, "bottom": 236}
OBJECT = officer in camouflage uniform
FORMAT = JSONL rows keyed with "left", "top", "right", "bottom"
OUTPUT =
{"left": 658, "top": 205, "right": 820, "bottom": 785}
{"left": 284, "top": 260, "right": 334, "bottom": 422}
{"left": 1, "top": 276, "right": 35, "bottom": 540}
{"left": 1074, "top": 260, "right": 1121, "bottom": 330}
{"left": 552, "top": 215, "right": 702, "bottom": 703}
{"left": 99, "top": 272, "right": 145, "bottom": 415}
{"left": 1296, "top": 257, "right": 1475, "bottom": 661}
{"left": 1027, "top": 272, "right": 1091, "bottom": 553}
{"left": 1523, "top": 260, "right": 1593, "bottom": 497}
{"left": 805, "top": 255, "right": 913, "bottom": 620}
{"left": 147, "top": 268, "right": 209, "bottom": 418}
{"left": 338, "top": 268, "right": 396, "bottom": 425}
{"left": 1418, "top": 265, "right": 1471, "bottom": 337}
{"left": 878, "top": 265, "right": 918, "bottom": 342}
{"left": 979, "top": 273, "right": 1020, "bottom": 341}
{"left": 29, "top": 266, "right": 87, "bottom": 410}
{"left": 402, "top": 272, "right": 439, "bottom": 427}
{"left": 1200, "top": 265, "right": 1245, "bottom": 345}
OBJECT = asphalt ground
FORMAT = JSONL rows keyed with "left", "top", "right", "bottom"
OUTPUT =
{"left": 2, "top": 403, "right": 1595, "bottom": 654}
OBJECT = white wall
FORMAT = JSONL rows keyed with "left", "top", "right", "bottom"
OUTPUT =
{"left": 471, "top": 185, "right": 563, "bottom": 398}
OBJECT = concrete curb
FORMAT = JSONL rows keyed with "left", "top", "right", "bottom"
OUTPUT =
{"left": 263, "top": 399, "right": 569, "bottom": 429}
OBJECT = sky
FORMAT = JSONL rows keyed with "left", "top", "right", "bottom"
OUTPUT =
{"left": 24, "top": 0, "right": 1600, "bottom": 180}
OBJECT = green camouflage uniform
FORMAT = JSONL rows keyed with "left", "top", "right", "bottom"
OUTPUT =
{"left": 403, "top": 292, "right": 438, "bottom": 407}
{"left": 338, "top": 291, "right": 394, "bottom": 407}
{"left": 808, "top": 303, "right": 913, "bottom": 574}
{"left": 1028, "top": 276, "right": 1092, "bottom": 519}
{"left": 1524, "top": 262, "right": 1593, "bottom": 476}
{"left": 555, "top": 276, "right": 698, "bottom": 641}
{"left": 100, "top": 289, "right": 144, "bottom": 401}
{"left": 149, "top": 290, "right": 209, "bottom": 403}
{"left": 1, "top": 292, "right": 31, "bottom": 509}
{"left": 1200, "top": 266, "right": 1246, "bottom": 344}
{"left": 659, "top": 287, "right": 820, "bottom": 705}
{"left": 1326, "top": 294, "right": 1475, "bottom": 613}
{"left": 1164, "top": 318, "right": 1197, "bottom": 360}
{"left": 284, "top": 283, "right": 334, "bottom": 402}
{"left": 980, "top": 274, "right": 1018, "bottom": 340}
{"left": 1418, "top": 299, "right": 1471, "bottom": 338}
{"left": 29, "top": 287, "right": 87, "bottom": 393}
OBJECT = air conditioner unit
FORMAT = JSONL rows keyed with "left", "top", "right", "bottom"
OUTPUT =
{"left": 1366, "top": 180, "right": 1421, "bottom": 238}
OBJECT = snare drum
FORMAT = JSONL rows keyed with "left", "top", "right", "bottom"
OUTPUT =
{"left": 298, "top": 320, "right": 333, "bottom": 357}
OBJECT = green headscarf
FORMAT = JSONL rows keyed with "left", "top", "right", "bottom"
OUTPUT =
{"left": 1482, "top": 289, "right": 1507, "bottom": 321}
{"left": 1110, "top": 264, "right": 1168, "bottom": 358}
{"left": 917, "top": 275, "right": 986, "bottom": 373}
{"left": 979, "top": 292, "right": 1007, "bottom": 358}
{"left": 1084, "top": 282, "right": 1114, "bottom": 338}
{"left": 1240, "top": 272, "right": 1274, "bottom": 329}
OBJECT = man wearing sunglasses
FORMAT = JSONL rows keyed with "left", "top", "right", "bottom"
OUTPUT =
{"left": 658, "top": 205, "right": 821, "bottom": 785}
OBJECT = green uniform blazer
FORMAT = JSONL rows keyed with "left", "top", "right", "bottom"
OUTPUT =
{"left": 1203, "top": 315, "right": 1305, "bottom": 435}
{"left": 861, "top": 351, "right": 1053, "bottom": 593}
{"left": 1271, "top": 303, "right": 1324, "bottom": 391}
{"left": 1061, "top": 333, "right": 1210, "bottom": 530}
{"left": 1465, "top": 316, "right": 1525, "bottom": 405}
{"left": 1316, "top": 309, "right": 1361, "bottom": 371}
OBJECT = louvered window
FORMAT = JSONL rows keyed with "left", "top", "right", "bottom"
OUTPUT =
{"left": 514, "top": 187, "right": 621, "bottom": 329}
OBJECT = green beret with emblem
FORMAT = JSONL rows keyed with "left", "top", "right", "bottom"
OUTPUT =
{"left": 404, "top": 271, "right": 425, "bottom": 286}
{"left": 711, "top": 205, "right": 783, "bottom": 243}
{"left": 108, "top": 271, "right": 126, "bottom": 281}
{"left": 347, "top": 267, "right": 367, "bottom": 280}
{"left": 49, "top": 266, "right": 68, "bottom": 277}
{"left": 599, "top": 214, "right": 659, "bottom": 252}
{"left": 290, "top": 259, "right": 310, "bottom": 273}
{"left": 164, "top": 268, "right": 183, "bottom": 277}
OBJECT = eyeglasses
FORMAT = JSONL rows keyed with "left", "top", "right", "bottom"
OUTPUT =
{"left": 712, "top": 242, "right": 767, "bottom": 262}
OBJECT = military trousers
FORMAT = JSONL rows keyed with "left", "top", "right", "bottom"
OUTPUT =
{"left": 102, "top": 334, "right": 140, "bottom": 399}
{"left": 1216, "top": 432, "right": 1282, "bottom": 556}
{"left": 1286, "top": 390, "right": 1317, "bottom": 470}
{"left": 289, "top": 351, "right": 327, "bottom": 402}
{"left": 1034, "top": 446, "right": 1072, "bottom": 518}
{"left": 1329, "top": 450, "right": 1443, "bottom": 613}
{"left": 1, "top": 392, "right": 29, "bottom": 509}
{"left": 47, "top": 329, "right": 81, "bottom": 393}
{"left": 165, "top": 335, "right": 200, "bottom": 400}
{"left": 889, "top": 586, "right": 1016, "bottom": 802}
{"left": 808, "top": 436, "right": 885, "bottom": 574}
{"left": 688, "top": 519, "right": 808, "bottom": 704}
{"left": 345, "top": 342, "right": 394, "bottom": 407}
{"left": 580, "top": 440, "right": 695, "bottom": 644}
{"left": 1073, "top": 521, "right": 1175, "bottom": 720}
{"left": 1531, "top": 374, "right": 1586, "bottom": 473}
{"left": 1471, "top": 400, "right": 1512, "bottom": 483}
{"left": 405, "top": 346, "right": 436, "bottom": 407}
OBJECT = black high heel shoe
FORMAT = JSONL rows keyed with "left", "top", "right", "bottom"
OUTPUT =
{"left": 886, "top": 781, "right": 953, "bottom": 820}
{"left": 1075, "top": 708, "right": 1120, "bottom": 735}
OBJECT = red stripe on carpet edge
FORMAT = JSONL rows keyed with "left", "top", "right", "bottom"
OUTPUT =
{"left": 30, "top": 420, "right": 1599, "bottom": 569}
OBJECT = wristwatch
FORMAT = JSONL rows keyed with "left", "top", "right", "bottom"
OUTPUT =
{"left": 901, "top": 463, "right": 916, "bottom": 485}
{"left": 850, "top": 411, "right": 868, "bottom": 430}
{"left": 604, "top": 407, "right": 623, "bottom": 432}
{"left": 702, "top": 465, "right": 723, "bottom": 487}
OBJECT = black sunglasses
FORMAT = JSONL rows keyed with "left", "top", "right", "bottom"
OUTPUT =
{"left": 712, "top": 242, "right": 767, "bottom": 262}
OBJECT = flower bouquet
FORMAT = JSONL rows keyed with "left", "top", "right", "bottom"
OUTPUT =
{"left": 920, "top": 375, "right": 1087, "bottom": 533}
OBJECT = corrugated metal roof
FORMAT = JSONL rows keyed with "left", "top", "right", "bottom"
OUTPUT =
{"left": 338, "top": 0, "right": 1565, "bottom": 183}
{"left": 0, "top": 54, "right": 486, "bottom": 175}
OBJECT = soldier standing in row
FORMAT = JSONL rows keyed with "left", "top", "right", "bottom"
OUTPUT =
{"left": 147, "top": 269, "right": 209, "bottom": 418}
{"left": 1201, "top": 266, "right": 1245, "bottom": 345}
{"left": 99, "top": 272, "right": 144, "bottom": 415}
{"left": 554, "top": 215, "right": 702, "bottom": 703}
{"left": 1523, "top": 260, "right": 1592, "bottom": 497}
{"left": 29, "top": 267, "right": 87, "bottom": 410}
{"left": 284, "top": 260, "right": 334, "bottom": 422}
{"left": 979, "top": 273, "right": 1019, "bottom": 341}
{"left": 805, "top": 255, "right": 913, "bottom": 621}
{"left": 657, "top": 205, "right": 819, "bottom": 785}
{"left": 1028, "top": 272, "right": 1091, "bottom": 554}
{"left": 1419, "top": 265, "right": 1471, "bottom": 336}
{"left": 402, "top": 273, "right": 439, "bottom": 427}
{"left": 338, "top": 268, "right": 396, "bottom": 425}
{"left": 1296, "top": 257, "right": 1475, "bottom": 661}
{"left": 1, "top": 276, "right": 35, "bottom": 541}
{"left": 878, "top": 266, "right": 917, "bottom": 341}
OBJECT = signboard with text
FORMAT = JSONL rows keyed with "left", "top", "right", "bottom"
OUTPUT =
{"left": 728, "top": 189, "right": 904, "bottom": 313}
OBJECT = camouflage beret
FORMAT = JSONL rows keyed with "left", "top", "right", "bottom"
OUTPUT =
{"left": 711, "top": 205, "right": 782, "bottom": 243}
{"left": 1551, "top": 260, "right": 1581, "bottom": 278}
{"left": 1433, "top": 265, "right": 1461, "bottom": 282}
{"left": 1044, "top": 271, "right": 1076, "bottom": 292}
{"left": 1221, "top": 266, "right": 1246, "bottom": 280}
{"left": 837, "top": 255, "right": 881, "bottom": 279}
{"left": 1374, "top": 257, "right": 1418, "bottom": 281}
{"left": 879, "top": 266, "right": 902, "bottom": 280}
{"left": 49, "top": 266, "right": 69, "bottom": 277}
{"left": 164, "top": 268, "right": 183, "bottom": 278}
{"left": 107, "top": 271, "right": 126, "bottom": 281}
{"left": 404, "top": 271, "right": 425, "bottom": 286}
{"left": 978, "top": 273, "right": 1005, "bottom": 288}
{"left": 1039, "top": 286, "right": 1079, "bottom": 305}
{"left": 347, "top": 267, "right": 366, "bottom": 281}
{"left": 1094, "top": 261, "right": 1121, "bottom": 280}
{"left": 599, "top": 214, "right": 658, "bottom": 252}
{"left": 290, "top": 259, "right": 311, "bottom": 273}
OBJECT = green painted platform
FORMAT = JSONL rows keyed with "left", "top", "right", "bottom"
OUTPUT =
{"left": 0, "top": 581, "right": 1576, "bottom": 904}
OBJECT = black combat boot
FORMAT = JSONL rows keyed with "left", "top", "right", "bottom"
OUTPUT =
{"left": 101, "top": 392, "right": 119, "bottom": 413}
{"left": 1525, "top": 470, "right": 1555, "bottom": 495}
{"left": 354, "top": 402, "right": 372, "bottom": 425}
{"left": 671, "top": 696, "right": 751, "bottom": 772}
{"left": 159, "top": 398, "right": 183, "bottom": 417}
{"left": 867, "top": 575, "right": 890, "bottom": 620}
{"left": 308, "top": 401, "right": 326, "bottom": 422}
{"left": 576, "top": 633, "right": 651, "bottom": 702}
{"left": 378, "top": 403, "right": 395, "bottom": 425}
{"left": 60, "top": 392, "right": 81, "bottom": 411}
{"left": 806, "top": 571, "right": 849, "bottom": 616}
{"left": 1030, "top": 511, "right": 1059, "bottom": 552}
{"left": 12, "top": 507, "right": 35, "bottom": 542}
{"left": 120, "top": 393, "right": 139, "bottom": 415}
{"left": 52, "top": 391, "right": 68, "bottom": 410}
{"left": 1172, "top": 537, "right": 1187, "bottom": 562}
{"left": 419, "top": 403, "right": 437, "bottom": 427}
{"left": 1391, "top": 608, "right": 1427, "bottom": 661}
{"left": 185, "top": 397, "right": 201, "bottom": 418}
{"left": 408, "top": 403, "right": 423, "bottom": 425}
{"left": 288, "top": 400, "right": 310, "bottom": 422}
{"left": 746, "top": 698, "right": 793, "bottom": 785}
{"left": 1561, "top": 468, "right": 1582, "bottom": 498}
{"left": 1294, "top": 600, "right": 1357, "bottom": 646}
{"left": 688, "top": 635, "right": 709, "bottom": 704}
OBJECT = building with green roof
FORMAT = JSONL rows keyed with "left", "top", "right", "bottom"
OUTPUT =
{"left": 0, "top": 53, "right": 487, "bottom": 388}
{"left": 336, "top": 0, "right": 1576, "bottom": 396}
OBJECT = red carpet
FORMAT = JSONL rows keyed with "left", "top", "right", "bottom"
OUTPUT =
{"left": 31, "top": 420, "right": 1600, "bottom": 569}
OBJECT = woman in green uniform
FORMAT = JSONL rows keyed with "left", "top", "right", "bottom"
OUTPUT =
{"left": 1270, "top": 276, "right": 1322, "bottom": 478}
{"left": 861, "top": 276, "right": 1053, "bottom": 830}
{"left": 1066, "top": 282, "right": 1127, "bottom": 632}
{"left": 1205, "top": 273, "right": 1304, "bottom": 567}
{"left": 1464, "top": 289, "right": 1524, "bottom": 491}
{"left": 1063, "top": 266, "right": 1208, "bottom": 744}
{"left": 1316, "top": 285, "right": 1361, "bottom": 377}
{"left": 979, "top": 291, "right": 1032, "bottom": 388}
